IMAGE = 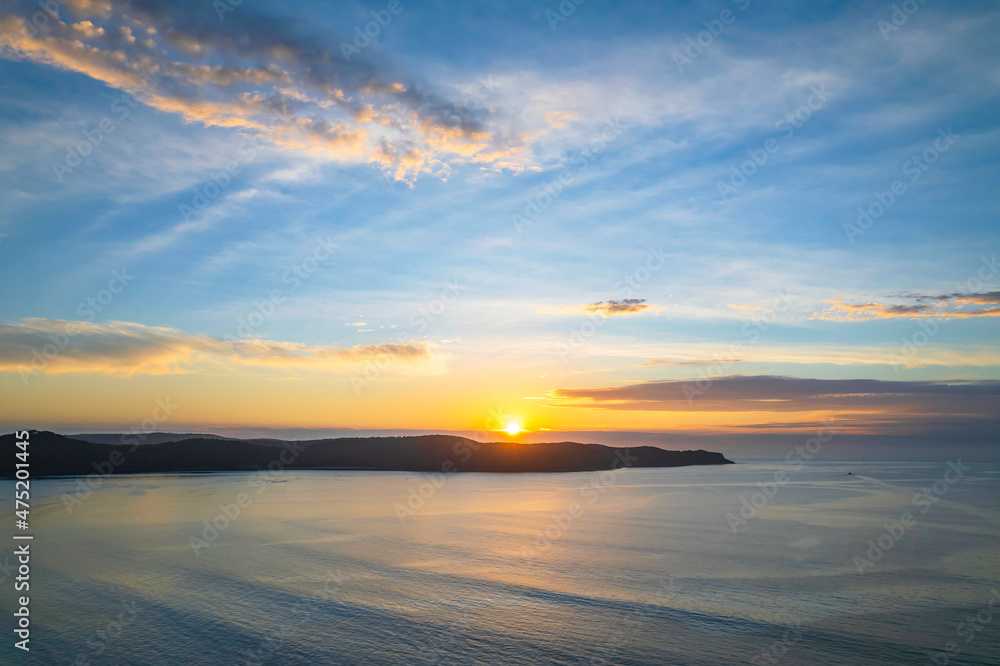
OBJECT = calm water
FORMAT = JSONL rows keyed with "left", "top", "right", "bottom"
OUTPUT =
{"left": 2, "top": 459, "right": 999, "bottom": 664}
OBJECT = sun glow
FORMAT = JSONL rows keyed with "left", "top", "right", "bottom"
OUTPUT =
{"left": 503, "top": 421, "right": 523, "bottom": 436}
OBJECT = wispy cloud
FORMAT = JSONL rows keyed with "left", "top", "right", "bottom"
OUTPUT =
{"left": 598, "top": 342, "right": 1000, "bottom": 369}
{"left": 542, "top": 298, "right": 653, "bottom": 316}
{"left": 0, "top": 318, "right": 431, "bottom": 376}
{"left": 552, "top": 375, "right": 1000, "bottom": 414}
{"left": 813, "top": 297, "right": 1000, "bottom": 321}
{"left": 904, "top": 291, "right": 1000, "bottom": 305}
{"left": 637, "top": 358, "right": 744, "bottom": 367}
{"left": 0, "top": 0, "right": 523, "bottom": 182}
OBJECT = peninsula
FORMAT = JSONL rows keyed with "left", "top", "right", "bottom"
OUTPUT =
{"left": 2, "top": 431, "right": 733, "bottom": 477}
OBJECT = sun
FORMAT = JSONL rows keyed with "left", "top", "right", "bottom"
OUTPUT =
{"left": 503, "top": 421, "right": 524, "bottom": 436}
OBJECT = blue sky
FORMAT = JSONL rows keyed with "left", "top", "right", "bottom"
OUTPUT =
{"left": 0, "top": 0, "right": 998, "bottom": 444}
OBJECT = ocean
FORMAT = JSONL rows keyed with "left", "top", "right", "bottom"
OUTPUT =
{"left": 3, "top": 458, "right": 999, "bottom": 664}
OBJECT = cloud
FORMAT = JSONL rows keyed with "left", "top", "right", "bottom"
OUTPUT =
{"left": 542, "top": 299, "right": 652, "bottom": 316}
{"left": 638, "top": 358, "right": 744, "bottom": 367}
{"left": 552, "top": 375, "right": 1000, "bottom": 414}
{"left": 0, "top": 318, "right": 431, "bottom": 377}
{"left": 544, "top": 111, "right": 578, "bottom": 129}
{"left": 813, "top": 297, "right": 1000, "bottom": 321}
{"left": 0, "top": 1, "right": 523, "bottom": 182}
{"left": 908, "top": 291, "right": 1000, "bottom": 305}
{"left": 586, "top": 299, "right": 649, "bottom": 315}
{"left": 579, "top": 340, "right": 1000, "bottom": 369}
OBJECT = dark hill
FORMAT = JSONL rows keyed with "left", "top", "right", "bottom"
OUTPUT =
{"left": 2, "top": 431, "right": 733, "bottom": 477}
{"left": 70, "top": 432, "right": 235, "bottom": 445}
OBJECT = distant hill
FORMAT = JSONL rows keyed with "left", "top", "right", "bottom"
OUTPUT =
{"left": 2, "top": 431, "right": 733, "bottom": 477}
{"left": 70, "top": 432, "right": 234, "bottom": 445}
{"left": 70, "top": 432, "right": 288, "bottom": 447}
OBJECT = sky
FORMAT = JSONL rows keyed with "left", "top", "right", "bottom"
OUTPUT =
{"left": 0, "top": 0, "right": 998, "bottom": 454}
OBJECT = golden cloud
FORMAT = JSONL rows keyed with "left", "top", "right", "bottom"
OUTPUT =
{"left": 0, "top": 318, "right": 433, "bottom": 378}
{"left": 0, "top": 2, "right": 524, "bottom": 182}
{"left": 542, "top": 299, "right": 654, "bottom": 317}
{"left": 812, "top": 298, "right": 1000, "bottom": 322}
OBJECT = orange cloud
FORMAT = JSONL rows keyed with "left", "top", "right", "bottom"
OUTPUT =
{"left": 0, "top": 319, "right": 432, "bottom": 378}
{"left": 71, "top": 21, "right": 104, "bottom": 38}
{"left": 545, "top": 111, "right": 579, "bottom": 129}
{"left": 551, "top": 375, "right": 1000, "bottom": 417}
{"left": 542, "top": 299, "right": 653, "bottom": 316}
{"left": 65, "top": 0, "right": 112, "bottom": 18}
{"left": 0, "top": 2, "right": 525, "bottom": 182}
{"left": 812, "top": 298, "right": 1000, "bottom": 321}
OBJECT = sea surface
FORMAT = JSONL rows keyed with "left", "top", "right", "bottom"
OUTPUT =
{"left": 2, "top": 458, "right": 999, "bottom": 665}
